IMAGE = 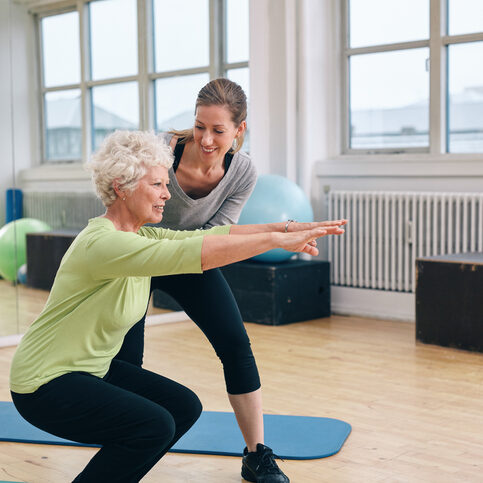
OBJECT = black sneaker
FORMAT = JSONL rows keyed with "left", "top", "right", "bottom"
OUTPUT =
{"left": 241, "top": 443, "right": 290, "bottom": 482}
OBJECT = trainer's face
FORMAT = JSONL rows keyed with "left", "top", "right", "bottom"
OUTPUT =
{"left": 193, "top": 105, "right": 245, "bottom": 164}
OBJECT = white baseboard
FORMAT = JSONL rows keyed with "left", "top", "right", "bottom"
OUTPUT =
{"left": 331, "top": 286, "right": 415, "bottom": 322}
{"left": 0, "top": 296, "right": 410, "bottom": 350}
{"left": 146, "top": 311, "right": 190, "bottom": 326}
{"left": 0, "top": 333, "right": 23, "bottom": 348}
{"left": 0, "top": 314, "right": 190, "bottom": 349}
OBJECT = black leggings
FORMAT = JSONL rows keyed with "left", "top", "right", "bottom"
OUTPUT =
{"left": 115, "top": 269, "right": 261, "bottom": 395}
{"left": 11, "top": 359, "right": 201, "bottom": 483}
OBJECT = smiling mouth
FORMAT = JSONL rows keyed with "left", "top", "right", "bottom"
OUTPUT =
{"left": 154, "top": 204, "right": 164, "bottom": 211}
{"left": 201, "top": 146, "right": 216, "bottom": 153}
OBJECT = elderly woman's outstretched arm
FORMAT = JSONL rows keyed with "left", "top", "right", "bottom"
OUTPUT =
{"left": 201, "top": 224, "right": 345, "bottom": 271}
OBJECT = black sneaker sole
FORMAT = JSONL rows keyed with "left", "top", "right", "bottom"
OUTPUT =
{"left": 241, "top": 463, "right": 257, "bottom": 482}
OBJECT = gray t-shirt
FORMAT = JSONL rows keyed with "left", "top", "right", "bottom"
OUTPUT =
{"left": 157, "top": 132, "right": 257, "bottom": 230}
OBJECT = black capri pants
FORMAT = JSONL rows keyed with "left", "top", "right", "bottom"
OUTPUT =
{"left": 115, "top": 269, "right": 261, "bottom": 395}
{"left": 11, "top": 359, "right": 202, "bottom": 483}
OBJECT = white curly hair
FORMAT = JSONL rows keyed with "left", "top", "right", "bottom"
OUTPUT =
{"left": 86, "top": 130, "right": 173, "bottom": 207}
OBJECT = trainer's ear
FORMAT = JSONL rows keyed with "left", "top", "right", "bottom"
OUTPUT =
{"left": 236, "top": 120, "right": 246, "bottom": 137}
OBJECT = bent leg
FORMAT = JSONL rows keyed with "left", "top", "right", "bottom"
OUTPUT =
{"left": 104, "top": 358, "right": 202, "bottom": 457}
{"left": 12, "top": 364, "right": 201, "bottom": 483}
{"left": 228, "top": 388, "right": 264, "bottom": 452}
{"left": 153, "top": 269, "right": 261, "bottom": 395}
{"left": 154, "top": 270, "right": 263, "bottom": 450}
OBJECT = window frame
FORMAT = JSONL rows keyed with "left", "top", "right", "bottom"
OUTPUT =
{"left": 341, "top": 0, "right": 483, "bottom": 157}
{"left": 34, "top": 0, "right": 249, "bottom": 164}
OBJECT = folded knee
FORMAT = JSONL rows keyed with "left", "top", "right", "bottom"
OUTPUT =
{"left": 214, "top": 333, "right": 253, "bottom": 360}
{"left": 133, "top": 412, "right": 176, "bottom": 450}
{"left": 178, "top": 388, "right": 203, "bottom": 427}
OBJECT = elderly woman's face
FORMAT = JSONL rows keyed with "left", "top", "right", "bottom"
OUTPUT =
{"left": 124, "top": 165, "right": 171, "bottom": 226}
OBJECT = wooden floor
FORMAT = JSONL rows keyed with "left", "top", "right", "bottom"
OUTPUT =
{"left": 0, "top": 281, "right": 166, "bottom": 337}
{"left": 0, "top": 309, "right": 482, "bottom": 481}
{"left": 0, "top": 281, "right": 48, "bottom": 337}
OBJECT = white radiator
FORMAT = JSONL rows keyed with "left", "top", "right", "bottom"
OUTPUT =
{"left": 23, "top": 191, "right": 104, "bottom": 231}
{"left": 328, "top": 191, "right": 483, "bottom": 293}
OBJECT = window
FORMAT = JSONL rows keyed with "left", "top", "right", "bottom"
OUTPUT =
{"left": 344, "top": 0, "right": 483, "bottom": 154}
{"left": 40, "top": 11, "right": 81, "bottom": 161}
{"left": 37, "top": 0, "right": 249, "bottom": 163}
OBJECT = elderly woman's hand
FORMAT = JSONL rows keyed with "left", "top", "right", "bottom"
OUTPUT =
{"left": 276, "top": 225, "right": 345, "bottom": 256}
{"left": 202, "top": 222, "right": 346, "bottom": 270}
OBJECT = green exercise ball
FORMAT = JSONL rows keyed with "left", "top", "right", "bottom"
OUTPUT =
{"left": 0, "top": 218, "right": 51, "bottom": 282}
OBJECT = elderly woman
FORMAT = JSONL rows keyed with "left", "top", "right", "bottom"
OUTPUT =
{"left": 9, "top": 130, "right": 344, "bottom": 483}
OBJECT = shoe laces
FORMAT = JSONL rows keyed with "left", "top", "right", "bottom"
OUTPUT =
{"left": 257, "top": 447, "right": 285, "bottom": 474}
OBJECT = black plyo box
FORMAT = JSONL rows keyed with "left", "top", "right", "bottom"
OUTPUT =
{"left": 26, "top": 231, "right": 78, "bottom": 291}
{"left": 153, "top": 259, "right": 331, "bottom": 325}
{"left": 26, "top": 232, "right": 332, "bottom": 326}
{"left": 416, "top": 253, "right": 483, "bottom": 352}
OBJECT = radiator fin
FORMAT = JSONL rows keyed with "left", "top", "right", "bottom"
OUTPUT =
{"left": 23, "top": 191, "right": 104, "bottom": 231}
{"left": 328, "top": 191, "right": 483, "bottom": 293}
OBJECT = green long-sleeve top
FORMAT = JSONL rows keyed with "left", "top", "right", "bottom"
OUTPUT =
{"left": 10, "top": 217, "right": 231, "bottom": 394}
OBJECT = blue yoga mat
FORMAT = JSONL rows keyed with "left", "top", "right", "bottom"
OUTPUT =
{"left": 0, "top": 401, "right": 350, "bottom": 460}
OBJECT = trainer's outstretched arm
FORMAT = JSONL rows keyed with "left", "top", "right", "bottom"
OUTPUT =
{"left": 229, "top": 219, "right": 347, "bottom": 235}
{"left": 201, "top": 225, "right": 345, "bottom": 271}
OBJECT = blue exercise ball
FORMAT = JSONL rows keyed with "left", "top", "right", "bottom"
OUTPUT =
{"left": 17, "top": 264, "right": 27, "bottom": 285}
{"left": 238, "top": 174, "right": 314, "bottom": 263}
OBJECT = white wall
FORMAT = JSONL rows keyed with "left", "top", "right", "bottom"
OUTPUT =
{"left": 249, "top": 0, "right": 483, "bottom": 321}
{"left": 0, "top": 0, "right": 37, "bottom": 225}
{"left": 0, "top": 2, "right": 15, "bottom": 226}
{"left": 249, "top": 0, "right": 297, "bottom": 179}
{"left": 249, "top": 0, "right": 339, "bottom": 188}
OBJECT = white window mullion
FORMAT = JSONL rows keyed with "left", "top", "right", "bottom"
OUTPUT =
{"left": 145, "top": 0, "right": 156, "bottom": 130}
{"left": 443, "top": 32, "right": 483, "bottom": 44}
{"left": 341, "top": 0, "right": 350, "bottom": 153}
{"left": 225, "top": 61, "right": 249, "bottom": 71}
{"left": 137, "top": 0, "right": 150, "bottom": 130}
{"left": 150, "top": 66, "right": 211, "bottom": 81}
{"left": 210, "top": 0, "right": 224, "bottom": 79}
{"left": 79, "top": 0, "right": 91, "bottom": 159}
{"left": 347, "top": 39, "right": 429, "bottom": 56}
{"left": 36, "top": 14, "right": 47, "bottom": 163}
{"left": 429, "top": 0, "right": 446, "bottom": 155}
